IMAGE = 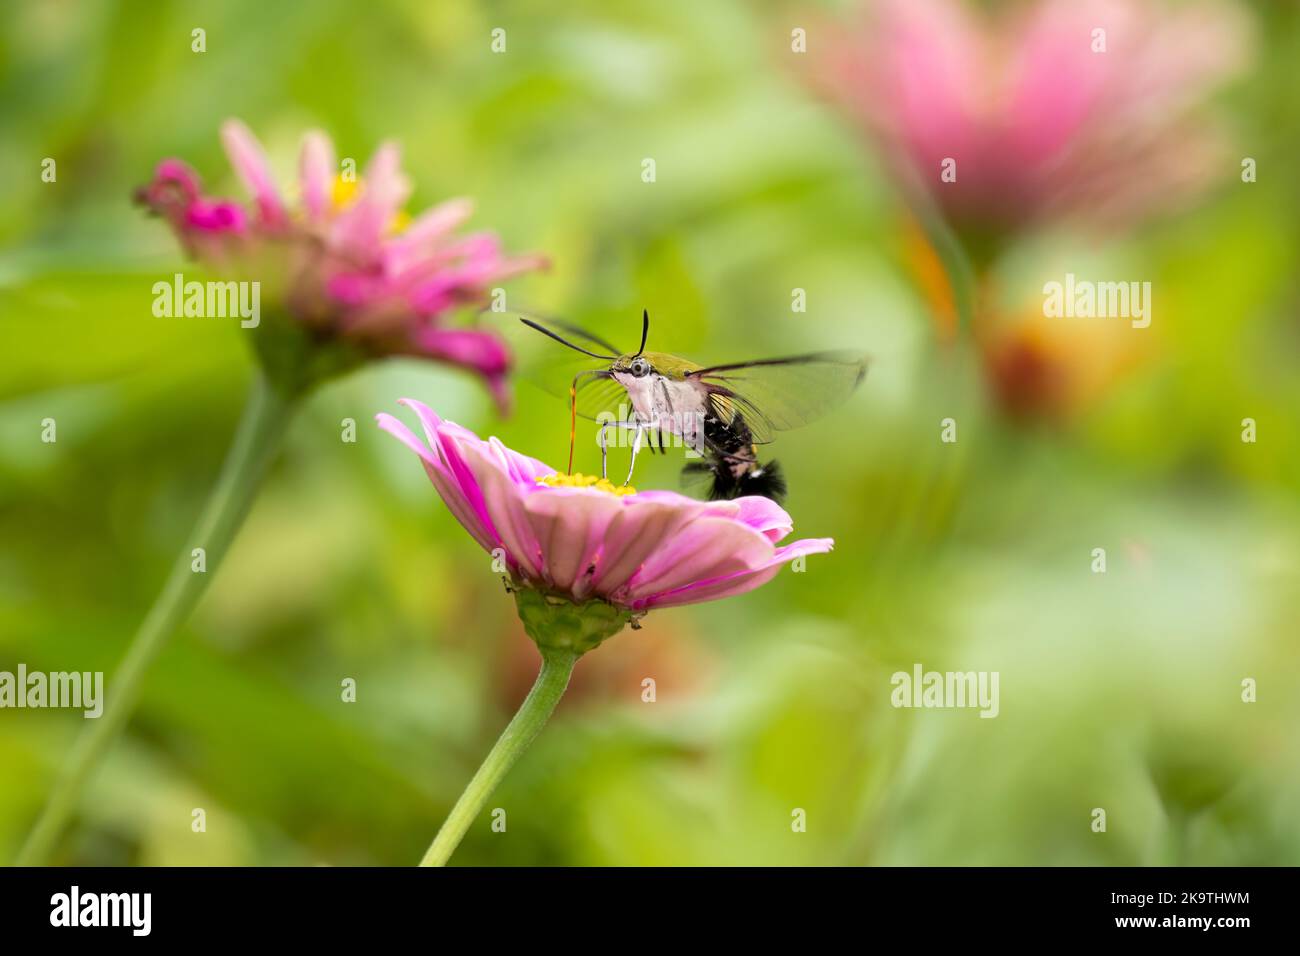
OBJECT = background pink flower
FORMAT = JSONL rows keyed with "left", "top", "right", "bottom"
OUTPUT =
{"left": 136, "top": 120, "right": 546, "bottom": 407}
{"left": 377, "top": 399, "right": 832, "bottom": 613}
{"left": 815, "top": 0, "right": 1252, "bottom": 235}
{"left": 378, "top": 398, "right": 834, "bottom": 866}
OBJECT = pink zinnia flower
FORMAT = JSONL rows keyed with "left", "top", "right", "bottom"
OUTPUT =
{"left": 815, "top": 0, "right": 1252, "bottom": 235}
{"left": 136, "top": 119, "right": 545, "bottom": 407}
{"left": 377, "top": 399, "right": 831, "bottom": 645}
{"left": 378, "top": 403, "right": 834, "bottom": 866}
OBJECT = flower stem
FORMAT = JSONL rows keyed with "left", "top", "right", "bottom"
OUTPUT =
{"left": 15, "top": 371, "right": 295, "bottom": 866}
{"left": 420, "top": 645, "right": 578, "bottom": 866}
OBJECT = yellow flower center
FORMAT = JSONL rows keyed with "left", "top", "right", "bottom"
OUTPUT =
{"left": 331, "top": 174, "right": 361, "bottom": 209}
{"left": 536, "top": 472, "right": 637, "bottom": 496}
{"left": 388, "top": 209, "right": 411, "bottom": 234}
{"left": 330, "top": 175, "right": 409, "bottom": 234}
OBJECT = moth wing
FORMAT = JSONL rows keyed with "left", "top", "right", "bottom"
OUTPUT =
{"left": 690, "top": 353, "right": 867, "bottom": 444}
{"left": 572, "top": 371, "right": 635, "bottom": 423}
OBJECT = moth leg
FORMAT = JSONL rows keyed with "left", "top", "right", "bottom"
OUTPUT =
{"left": 624, "top": 423, "right": 644, "bottom": 486}
{"left": 598, "top": 420, "right": 611, "bottom": 479}
{"left": 656, "top": 378, "right": 675, "bottom": 454}
{"left": 601, "top": 420, "right": 638, "bottom": 477}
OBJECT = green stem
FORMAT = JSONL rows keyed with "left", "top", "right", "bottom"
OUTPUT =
{"left": 15, "top": 371, "right": 296, "bottom": 866}
{"left": 420, "top": 645, "right": 578, "bottom": 866}
{"left": 1162, "top": 809, "right": 1192, "bottom": 867}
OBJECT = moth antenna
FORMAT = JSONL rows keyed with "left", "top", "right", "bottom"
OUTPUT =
{"left": 634, "top": 309, "right": 649, "bottom": 358}
{"left": 521, "top": 318, "right": 617, "bottom": 360}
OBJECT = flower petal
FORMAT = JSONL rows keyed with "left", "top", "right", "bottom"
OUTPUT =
{"left": 587, "top": 496, "right": 713, "bottom": 596}
{"left": 520, "top": 488, "right": 623, "bottom": 594}
{"left": 220, "top": 118, "right": 286, "bottom": 226}
{"left": 300, "top": 130, "right": 336, "bottom": 222}
{"left": 617, "top": 515, "right": 782, "bottom": 602}
{"left": 455, "top": 439, "right": 545, "bottom": 580}
{"left": 634, "top": 537, "right": 834, "bottom": 610}
{"left": 333, "top": 141, "right": 411, "bottom": 255}
{"left": 700, "top": 495, "right": 794, "bottom": 543}
{"left": 388, "top": 400, "right": 501, "bottom": 553}
{"left": 388, "top": 197, "right": 475, "bottom": 262}
{"left": 413, "top": 327, "right": 513, "bottom": 416}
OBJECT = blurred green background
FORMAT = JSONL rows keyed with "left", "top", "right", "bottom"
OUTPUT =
{"left": 2, "top": 0, "right": 1298, "bottom": 865}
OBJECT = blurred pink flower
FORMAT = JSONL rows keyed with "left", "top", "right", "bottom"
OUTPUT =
{"left": 816, "top": 0, "right": 1252, "bottom": 236}
{"left": 136, "top": 120, "right": 545, "bottom": 407}
{"left": 377, "top": 399, "right": 832, "bottom": 613}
